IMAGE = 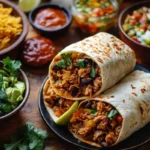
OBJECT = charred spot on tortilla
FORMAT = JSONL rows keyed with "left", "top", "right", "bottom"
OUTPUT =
{"left": 141, "top": 88, "right": 146, "bottom": 94}
{"left": 131, "top": 92, "right": 137, "bottom": 96}
{"left": 131, "top": 84, "right": 136, "bottom": 89}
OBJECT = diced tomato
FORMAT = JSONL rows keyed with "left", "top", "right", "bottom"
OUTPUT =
{"left": 55, "top": 109, "right": 63, "bottom": 117}
{"left": 93, "top": 8, "right": 104, "bottom": 16}
{"left": 104, "top": 6, "right": 114, "bottom": 14}
{"left": 88, "top": 24, "right": 97, "bottom": 33}
{"left": 132, "top": 37, "right": 140, "bottom": 43}
{"left": 73, "top": 111, "right": 81, "bottom": 117}
{"left": 116, "top": 116, "right": 123, "bottom": 124}
{"left": 129, "top": 19, "right": 136, "bottom": 25}
{"left": 133, "top": 13, "right": 142, "bottom": 20}
{"left": 148, "top": 25, "right": 150, "bottom": 30}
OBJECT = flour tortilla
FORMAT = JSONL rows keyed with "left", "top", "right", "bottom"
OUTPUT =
{"left": 69, "top": 70, "right": 150, "bottom": 147}
{"left": 43, "top": 79, "right": 79, "bottom": 125}
{"left": 49, "top": 32, "right": 136, "bottom": 100}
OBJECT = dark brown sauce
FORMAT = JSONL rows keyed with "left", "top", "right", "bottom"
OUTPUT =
{"left": 34, "top": 8, "right": 68, "bottom": 30}
{"left": 22, "top": 36, "right": 57, "bottom": 67}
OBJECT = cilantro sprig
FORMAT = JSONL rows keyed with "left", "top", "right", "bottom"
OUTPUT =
{"left": 56, "top": 53, "right": 72, "bottom": 68}
{"left": 107, "top": 109, "right": 118, "bottom": 120}
{"left": 4, "top": 122, "right": 48, "bottom": 150}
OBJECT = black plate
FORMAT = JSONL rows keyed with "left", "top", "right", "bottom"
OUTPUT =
{"left": 38, "top": 64, "right": 150, "bottom": 150}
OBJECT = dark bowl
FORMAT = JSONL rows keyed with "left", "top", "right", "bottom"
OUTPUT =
{"left": 29, "top": 3, "right": 72, "bottom": 36}
{"left": 0, "top": 62, "right": 30, "bottom": 120}
{"left": 118, "top": 1, "right": 150, "bottom": 69}
{"left": 0, "top": 0, "right": 28, "bottom": 57}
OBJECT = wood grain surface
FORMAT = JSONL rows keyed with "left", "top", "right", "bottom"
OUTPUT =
{"left": 0, "top": 0, "right": 150, "bottom": 150}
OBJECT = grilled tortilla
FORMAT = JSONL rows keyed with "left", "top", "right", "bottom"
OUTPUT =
{"left": 69, "top": 71, "right": 150, "bottom": 147}
{"left": 43, "top": 79, "right": 79, "bottom": 125}
{"left": 49, "top": 32, "right": 136, "bottom": 100}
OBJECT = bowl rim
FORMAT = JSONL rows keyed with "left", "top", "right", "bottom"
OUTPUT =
{"left": 29, "top": 3, "right": 72, "bottom": 33}
{"left": 0, "top": 0, "right": 29, "bottom": 55}
{"left": 118, "top": 0, "right": 150, "bottom": 49}
{"left": 0, "top": 65, "right": 30, "bottom": 120}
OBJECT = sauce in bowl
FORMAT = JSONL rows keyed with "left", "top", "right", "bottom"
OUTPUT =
{"left": 34, "top": 8, "right": 68, "bottom": 30}
{"left": 22, "top": 36, "right": 57, "bottom": 67}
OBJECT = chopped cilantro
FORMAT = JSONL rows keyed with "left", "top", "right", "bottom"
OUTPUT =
{"left": 108, "top": 109, "right": 118, "bottom": 120}
{"left": 90, "top": 108, "right": 97, "bottom": 116}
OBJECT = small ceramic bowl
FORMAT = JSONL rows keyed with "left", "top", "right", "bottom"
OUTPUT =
{"left": 0, "top": 62, "right": 30, "bottom": 120}
{"left": 29, "top": 3, "right": 72, "bottom": 36}
{"left": 0, "top": 0, "right": 28, "bottom": 57}
{"left": 118, "top": 1, "right": 150, "bottom": 69}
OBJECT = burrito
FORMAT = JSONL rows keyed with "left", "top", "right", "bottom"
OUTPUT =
{"left": 69, "top": 70, "right": 150, "bottom": 147}
{"left": 49, "top": 32, "right": 136, "bottom": 100}
{"left": 43, "top": 79, "right": 79, "bottom": 125}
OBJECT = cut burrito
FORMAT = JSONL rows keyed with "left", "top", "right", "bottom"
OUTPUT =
{"left": 49, "top": 32, "right": 136, "bottom": 100}
{"left": 69, "top": 70, "right": 150, "bottom": 147}
{"left": 43, "top": 79, "right": 78, "bottom": 125}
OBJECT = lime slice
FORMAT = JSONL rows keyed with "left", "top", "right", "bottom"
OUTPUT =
{"left": 18, "top": 0, "right": 41, "bottom": 12}
{"left": 55, "top": 101, "right": 79, "bottom": 126}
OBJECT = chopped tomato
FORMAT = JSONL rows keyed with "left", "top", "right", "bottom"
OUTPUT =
{"left": 55, "top": 108, "right": 63, "bottom": 117}
{"left": 104, "top": 6, "right": 114, "bottom": 14}
{"left": 88, "top": 24, "right": 97, "bottom": 33}
{"left": 132, "top": 37, "right": 140, "bottom": 43}
{"left": 93, "top": 8, "right": 104, "bottom": 16}
{"left": 116, "top": 115, "right": 123, "bottom": 124}
{"left": 133, "top": 13, "right": 142, "bottom": 20}
{"left": 129, "top": 19, "right": 136, "bottom": 25}
{"left": 73, "top": 111, "right": 81, "bottom": 117}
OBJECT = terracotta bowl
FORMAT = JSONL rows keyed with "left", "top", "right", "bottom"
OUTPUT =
{"left": 0, "top": 61, "right": 30, "bottom": 120}
{"left": 0, "top": 0, "right": 28, "bottom": 58}
{"left": 118, "top": 1, "right": 150, "bottom": 69}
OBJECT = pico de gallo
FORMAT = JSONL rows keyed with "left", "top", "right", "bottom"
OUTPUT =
{"left": 72, "top": 0, "right": 118, "bottom": 34}
{"left": 122, "top": 7, "right": 150, "bottom": 47}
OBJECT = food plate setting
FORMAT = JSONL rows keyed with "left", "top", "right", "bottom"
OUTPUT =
{"left": 0, "top": 0, "right": 150, "bottom": 150}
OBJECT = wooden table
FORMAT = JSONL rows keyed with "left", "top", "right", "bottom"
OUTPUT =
{"left": 0, "top": 0, "right": 150, "bottom": 150}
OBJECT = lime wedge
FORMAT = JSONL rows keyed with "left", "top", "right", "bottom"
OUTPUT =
{"left": 55, "top": 101, "right": 79, "bottom": 126}
{"left": 18, "top": 0, "right": 41, "bottom": 12}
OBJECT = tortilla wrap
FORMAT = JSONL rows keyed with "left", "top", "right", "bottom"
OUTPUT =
{"left": 43, "top": 79, "right": 79, "bottom": 125}
{"left": 69, "top": 70, "right": 150, "bottom": 147}
{"left": 49, "top": 32, "right": 136, "bottom": 100}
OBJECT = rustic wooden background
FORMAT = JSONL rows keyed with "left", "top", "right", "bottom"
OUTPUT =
{"left": 0, "top": 0, "right": 150, "bottom": 150}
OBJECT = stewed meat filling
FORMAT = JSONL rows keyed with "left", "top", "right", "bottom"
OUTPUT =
{"left": 43, "top": 79, "right": 74, "bottom": 117}
{"left": 51, "top": 52, "right": 102, "bottom": 98}
{"left": 69, "top": 101, "right": 122, "bottom": 147}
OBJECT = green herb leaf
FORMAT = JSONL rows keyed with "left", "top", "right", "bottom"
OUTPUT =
{"left": 90, "top": 108, "right": 97, "bottom": 116}
{"left": 0, "top": 73, "right": 3, "bottom": 89}
{"left": 0, "top": 103, "right": 13, "bottom": 113}
{"left": 57, "top": 59, "right": 66, "bottom": 68}
{"left": 108, "top": 109, "right": 118, "bottom": 120}
{"left": 77, "top": 59, "right": 85, "bottom": 68}
{"left": 4, "top": 122, "right": 48, "bottom": 150}
{"left": 61, "top": 53, "right": 72, "bottom": 67}
{"left": 4, "top": 140, "right": 22, "bottom": 150}
{"left": 2, "top": 57, "right": 22, "bottom": 77}
{"left": 0, "top": 90, "right": 8, "bottom": 102}
{"left": 90, "top": 65, "right": 95, "bottom": 78}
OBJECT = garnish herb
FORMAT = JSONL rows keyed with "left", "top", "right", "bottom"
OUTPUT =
{"left": 77, "top": 59, "right": 85, "bottom": 68}
{"left": 3, "top": 57, "right": 22, "bottom": 77}
{"left": 56, "top": 53, "right": 72, "bottom": 68}
{"left": 90, "top": 65, "right": 95, "bottom": 78}
{"left": 108, "top": 109, "right": 118, "bottom": 120}
{"left": 4, "top": 122, "right": 48, "bottom": 150}
{"left": 57, "top": 59, "right": 66, "bottom": 68}
{"left": 90, "top": 108, "right": 97, "bottom": 116}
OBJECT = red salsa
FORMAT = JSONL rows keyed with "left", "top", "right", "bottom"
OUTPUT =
{"left": 22, "top": 36, "right": 57, "bottom": 67}
{"left": 34, "top": 8, "right": 68, "bottom": 30}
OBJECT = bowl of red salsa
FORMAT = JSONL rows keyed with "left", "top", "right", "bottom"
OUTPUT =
{"left": 29, "top": 4, "right": 72, "bottom": 36}
{"left": 118, "top": 1, "right": 150, "bottom": 69}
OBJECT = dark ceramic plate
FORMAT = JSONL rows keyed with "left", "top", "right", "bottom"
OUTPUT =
{"left": 38, "top": 64, "right": 150, "bottom": 150}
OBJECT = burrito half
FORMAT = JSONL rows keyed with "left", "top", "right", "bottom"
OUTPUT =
{"left": 49, "top": 32, "right": 136, "bottom": 100}
{"left": 43, "top": 79, "right": 78, "bottom": 125}
{"left": 69, "top": 70, "right": 150, "bottom": 147}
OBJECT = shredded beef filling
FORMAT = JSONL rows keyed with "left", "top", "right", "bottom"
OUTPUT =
{"left": 51, "top": 52, "right": 102, "bottom": 97}
{"left": 69, "top": 101, "right": 122, "bottom": 147}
